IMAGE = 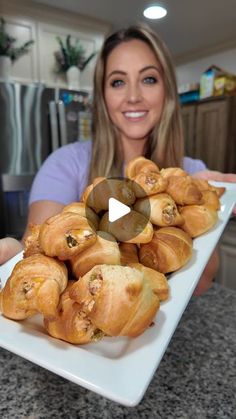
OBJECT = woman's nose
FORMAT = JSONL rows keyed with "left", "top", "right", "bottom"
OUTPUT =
{"left": 126, "top": 82, "right": 142, "bottom": 103}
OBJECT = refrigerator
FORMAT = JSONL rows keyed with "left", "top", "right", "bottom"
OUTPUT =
{"left": 0, "top": 81, "right": 92, "bottom": 239}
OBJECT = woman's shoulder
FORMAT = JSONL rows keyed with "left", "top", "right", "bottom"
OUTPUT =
{"left": 183, "top": 156, "right": 207, "bottom": 174}
{"left": 50, "top": 140, "right": 92, "bottom": 160}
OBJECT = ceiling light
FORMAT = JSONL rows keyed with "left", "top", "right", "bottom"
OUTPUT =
{"left": 143, "top": 5, "right": 167, "bottom": 19}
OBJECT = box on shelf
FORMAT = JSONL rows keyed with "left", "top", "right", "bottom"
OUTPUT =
{"left": 200, "top": 65, "right": 236, "bottom": 99}
{"left": 178, "top": 82, "right": 199, "bottom": 104}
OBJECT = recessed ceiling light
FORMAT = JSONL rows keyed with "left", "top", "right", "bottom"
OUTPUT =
{"left": 143, "top": 5, "right": 167, "bottom": 19}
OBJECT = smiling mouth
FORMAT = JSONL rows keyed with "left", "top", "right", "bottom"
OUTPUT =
{"left": 123, "top": 111, "right": 147, "bottom": 119}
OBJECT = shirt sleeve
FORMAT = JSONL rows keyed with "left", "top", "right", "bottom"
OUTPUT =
{"left": 183, "top": 157, "right": 207, "bottom": 174}
{"left": 29, "top": 142, "right": 91, "bottom": 205}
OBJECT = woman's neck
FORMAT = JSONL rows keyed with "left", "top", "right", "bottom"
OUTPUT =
{"left": 122, "top": 138, "right": 148, "bottom": 165}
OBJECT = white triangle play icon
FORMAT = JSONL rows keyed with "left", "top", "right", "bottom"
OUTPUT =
{"left": 108, "top": 197, "right": 131, "bottom": 222}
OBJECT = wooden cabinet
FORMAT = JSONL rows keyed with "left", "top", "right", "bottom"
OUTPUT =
{"left": 181, "top": 96, "right": 236, "bottom": 173}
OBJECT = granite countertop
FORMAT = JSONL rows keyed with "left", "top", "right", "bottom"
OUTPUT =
{"left": 0, "top": 282, "right": 236, "bottom": 419}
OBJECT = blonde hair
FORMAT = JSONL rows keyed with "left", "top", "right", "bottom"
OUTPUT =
{"left": 89, "top": 23, "right": 184, "bottom": 180}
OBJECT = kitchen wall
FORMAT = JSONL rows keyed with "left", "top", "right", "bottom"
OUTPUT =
{"left": 1, "top": 0, "right": 111, "bottom": 90}
{"left": 176, "top": 47, "right": 236, "bottom": 86}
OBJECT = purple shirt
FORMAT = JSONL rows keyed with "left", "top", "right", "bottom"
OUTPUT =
{"left": 29, "top": 140, "right": 207, "bottom": 205}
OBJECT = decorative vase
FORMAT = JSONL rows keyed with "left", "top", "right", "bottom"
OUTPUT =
{"left": 0, "top": 56, "right": 11, "bottom": 80}
{"left": 66, "top": 66, "right": 80, "bottom": 90}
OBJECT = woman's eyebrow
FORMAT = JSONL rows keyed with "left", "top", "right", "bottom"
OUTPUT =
{"left": 106, "top": 65, "right": 161, "bottom": 79}
{"left": 106, "top": 70, "right": 126, "bottom": 79}
{"left": 140, "top": 65, "right": 161, "bottom": 74}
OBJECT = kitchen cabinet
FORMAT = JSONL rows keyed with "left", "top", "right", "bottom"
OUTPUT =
{"left": 181, "top": 96, "right": 236, "bottom": 173}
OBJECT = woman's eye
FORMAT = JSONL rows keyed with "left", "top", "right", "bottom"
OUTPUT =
{"left": 143, "top": 76, "right": 157, "bottom": 84}
{"left": 111, "top": 79, "right": 124, "bottom": 88}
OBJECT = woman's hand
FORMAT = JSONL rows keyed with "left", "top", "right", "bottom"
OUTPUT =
{"left": 192, "top": 170, "right": 236, "bottom": 215}
{"left": 0, "top": 238, "right": 23, "bottom": 265}
{"left": 194, "top": 248, "right": 219, "bottom": 296}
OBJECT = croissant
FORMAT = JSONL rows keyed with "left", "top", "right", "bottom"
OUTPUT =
{"left": 70, "top": 231, "right": 121, "bottom": 278}
{"left": 134, "top": 193, "right": 184, "bottom": 227}
{"left": 200, "top": 190, "right": 221, "bottom": 211}
{"left": 139, "top": 226, "right": 193, "bottom": 273}
{"left": 39, "top": 212, "right": 97, "bottom": 260}
{"left": 179, "top": 205, "right": 218, "bottom": 238}
{"left": 44, "top": 281, "right": 104, "bottom": 344}
{"left": 160, "top": 167, "right": 187, "bottom": 178}
{"left": 125, "top": 156, "right": 159, "bottom": 179}
{"left": 166, "top": 176, "right": 203, "bottom": 205}
{"left": 99, "top": 210, "right": 153, "bottom": 243}
{"left": 24, "top": 224, "right": 42, "bottom": 258}
{"left": 82, "top": 177, "right": 135, "bottom": 212}
{"left": 62, "top": 202, "right": 100, "bottom": 230}
{"left": 0, "top": 254, "right": 68, "bottom": 320}
{"left": 132, "top": 171, "right": 168, "bottom": 198}
{"left": 119, "top": 242, "right": 139, "bottom": 265}
{"left": 192, "top": 179, "right": 226, "bottom": 197}
{"left": 128, "top": 263, "right": 169, "bottom": 301}
{"left": 69, "top": 264, "right": 160, "bottom": 337}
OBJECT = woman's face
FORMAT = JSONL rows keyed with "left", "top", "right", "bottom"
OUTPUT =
{"left": 104, "top": 39, "right": 165, "bottom": 145}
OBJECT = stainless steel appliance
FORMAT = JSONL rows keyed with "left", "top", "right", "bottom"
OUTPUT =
{"left": 0, "top": 81, "right": 91, "bottom": 239}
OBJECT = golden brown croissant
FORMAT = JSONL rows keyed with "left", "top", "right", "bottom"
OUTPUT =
{"left": 160, "top": 167, "right": 187, "bottom": 178}
{"left": 99, "top": 210, "right": 153, "bottom": 243}
{"left": 200, "top": 190, "right": 221, "bottom": 211}
{"left": 134, "top": 193, "right": 184, "bottom": 227}
{"left": 132, "top": 171, "right": 168, "bottom": 198}
{"left": 62, "top": 202, "right": 100, "bottom": 230}
{"left": 179, "top": 205, "right": 218, "bottom": 238}
{"left": 24, "top": 224, "right": 42, "bottom": 258}
{"left": 166, "top": 176, "right": 203, "bottom": 205}
{"left": 128, "top": 263, "right": 169, "bottom": 301}
{"left": 0, "top": 254, "right": 68, "bottom": 320}
{"left": 70, "top": 231, "right": 120, "bottom": 278}
{"left": 69, "top": 264, "right": 160, "bottom": 337}
{"left": 119, "top": 242, "right": 139, "bottom": 265}
{"left": 139, "top": 226, "right": 193, "bottom": 273}
{"left": 125, "top": 156, "right": 160, "bottom": 179}
{"left": 39, "top": 212, "right": 97, "bottom": 260}
{"left": 82, "top": 177, "right": 135, "bottom": 212}
{"left": 44, "top": 281, "right": 104, "bottom": 344}
{"left": 192, "top": 179, "right": 226, "bottom": 197}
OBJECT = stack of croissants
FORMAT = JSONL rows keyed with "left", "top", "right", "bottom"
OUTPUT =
{"left": 0, "top": 157, "right": 225, "bottom": 344}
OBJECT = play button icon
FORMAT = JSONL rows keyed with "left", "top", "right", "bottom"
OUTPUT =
{"left": 83, "top": 176, "right": 151, "bottom": 242}
{"left": 108, "top": 197, "right": 131, "bottom": 222}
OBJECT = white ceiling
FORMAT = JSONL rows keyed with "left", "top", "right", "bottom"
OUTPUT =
{"left": 33, "top": 0, "right": 236, "bottom": 63}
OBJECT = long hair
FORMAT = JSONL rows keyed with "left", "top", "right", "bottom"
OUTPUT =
{"left": 89, "top": 23, "right": 184, "bottom": 180}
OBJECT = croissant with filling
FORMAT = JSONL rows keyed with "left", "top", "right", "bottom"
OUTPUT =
{"left": 70, "top": 231, "right": 120, "bottom": 278}
{"left": 0, "top": 254, "right": 68, "bottom": 320}
{"left": 128, "top": 263, "right": 169, "bottom": 301}
{"left": 99, "top": 210, "right": 153, "bottom": 243}
{"left": 44, "top": 280, "right": 104, "bottom": 344}
{"left": 132, "top": 171, "right": 168, "bottom": 198}
{"left": 166, "top": 176, "right": 203, "bottom": 205}
{"left": 62, "top": 202, "right": 100, "bottom": 230}
{"left": 134, "top": 193, "right": 183, "bottom": 227}
{"left": 82, "top": 177, "right": 135, "bottom": 212}
{"left": 139, "top": 226, "right": 193, "bottom": 273}
{"left": 39, "top": 212, "right": 97, "bottom": 260}
{"left": 179, "top": 205, "right": 218, "bottom": 238}
{"left": 69, "top": 264, "right": 160, "bottom": 337}
{"left": 125, "top": 156, "right": 159, "bottom": 179}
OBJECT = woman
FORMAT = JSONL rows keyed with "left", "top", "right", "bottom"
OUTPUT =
{"left": 0, "top": 23, "right": 235, "bottom": 295}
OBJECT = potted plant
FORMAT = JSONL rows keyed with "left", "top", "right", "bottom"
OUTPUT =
{"left": 54, "top": 35, "right": 97, "bottom": 89}
{"left": 0, "top": 17, "right": 34, "bottom": 79}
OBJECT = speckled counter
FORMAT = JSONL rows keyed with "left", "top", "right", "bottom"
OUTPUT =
{"left": 0, "top": 283, "right": 236, "bottom": 419}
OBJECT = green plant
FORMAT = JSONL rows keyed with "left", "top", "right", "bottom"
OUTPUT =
{"left": 0, "top": 17, "right": 34, "bottom": 62}
{"left": 54, "top": 35, "right": 96, "bottom": 72}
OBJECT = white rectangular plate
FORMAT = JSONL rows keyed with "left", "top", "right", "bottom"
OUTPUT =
{"left": 0, "top": 182, "right": 235, "bottom": 406}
